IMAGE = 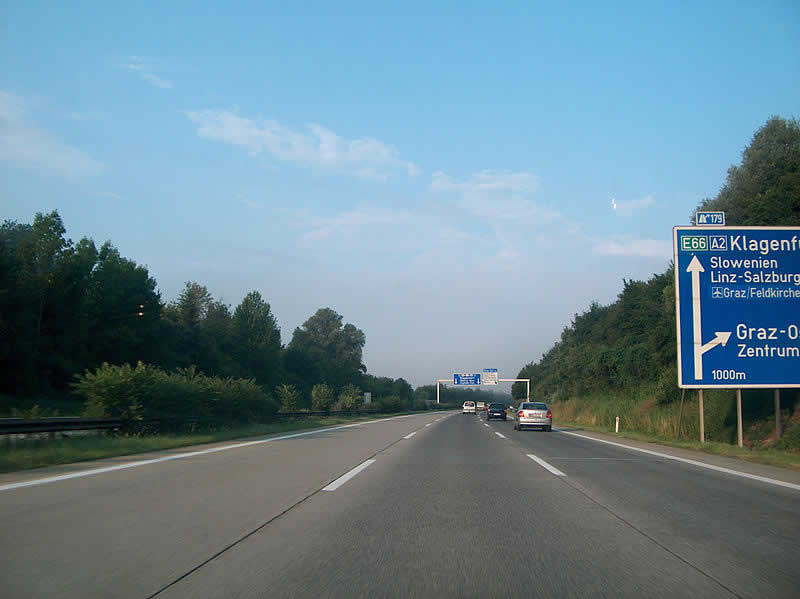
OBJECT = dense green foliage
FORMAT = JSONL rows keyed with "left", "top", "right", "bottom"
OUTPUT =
{"left": 0, "top": 213, "right": 423, "bottom": 421}
{"left": 516, "top": 117, "right": 800, "bottom": 446}
{"left": 695, "top": 117, "right": 800, "bottom": 226}
{"left": 74, "top": 362, "right": 277, "bottom": 433}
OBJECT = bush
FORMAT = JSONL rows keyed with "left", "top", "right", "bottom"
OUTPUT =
{"left": 376, "top": 395, "right": 404, "bottom": 413}
{"left": 774, "top": 421, "right": 800, "bottom": 451}
{"left": 311, "top": 383, "right": 334, "bottom": 412}
{"left": 276, "top": 384, "right": 301, "bottom": 412}
{"left": 337, "top": 384, "right": 361, "bottom": 412}
{"left": 73, "top": 362, "right": 277, "bottom": 434}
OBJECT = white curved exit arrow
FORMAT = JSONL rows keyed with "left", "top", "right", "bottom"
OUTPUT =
{"left": 701, "top": 331, "right": 732, "bottom": 354}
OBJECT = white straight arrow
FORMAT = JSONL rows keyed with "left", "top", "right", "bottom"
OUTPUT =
{"left": 687, "top": 256, "right": 704, "bottom": 379}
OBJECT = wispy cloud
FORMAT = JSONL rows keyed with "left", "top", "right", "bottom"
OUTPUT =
{"left": 431, "top": 169, "right": 539, "bottom": 195}
{"left": 431, "top": 169, "right": 569, "bottom": 265}
{"left": 121, "top": 57, "right": 173, "bottom": 89}
{"left": 592, "top": 237, "right": 671, "bottom": 258}
{"left": 67, "top": 109, "right": 106, "bottom": 122}
{"left": 430, "top": 170, "right": 559, "bottom": 225}
{"left": 611, "top": 194, "right": 655, "bottom": 216}
{"left": 0, "top": 90, "right": 105, "bottom": 180}
{"left": 299, "top": 203, "right": 415, "bottom": 246}
{"left": 184, "top": 109, "right": 420, "bottom": 181}
{"left": 95, "top": 191, "right": 123, "bottom": 201}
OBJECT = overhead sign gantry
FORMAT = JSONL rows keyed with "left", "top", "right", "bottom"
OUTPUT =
{"left": 435, "top": 370, "right": 529, "bottom": 403}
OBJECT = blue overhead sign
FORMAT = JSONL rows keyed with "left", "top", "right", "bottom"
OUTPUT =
{"left": 674, "top": 226, "right": 800, "bottom": 388}
{"left": 453, "top": 373, "right": 481, "bottom": 385}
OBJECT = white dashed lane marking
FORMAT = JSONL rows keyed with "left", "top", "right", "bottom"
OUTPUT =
{"left": 527, "top": 454, "right": 566, "bottom": 477}
{"left": 322, "top": 459, "right": 377, "bottom": 491}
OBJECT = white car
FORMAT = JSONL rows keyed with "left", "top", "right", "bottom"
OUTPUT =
{"left": 462, "top": 401, "right": 476, "bottom": 414}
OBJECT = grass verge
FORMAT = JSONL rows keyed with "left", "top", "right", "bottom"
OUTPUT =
{"left": 0, "top": 411, "right": 444, "bottom": 474}
{"left": 556, "top": 420, "right": 800, "bottom": 471}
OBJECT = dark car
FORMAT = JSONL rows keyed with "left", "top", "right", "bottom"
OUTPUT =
{"left": 486, "top": 402, "right": 507, "bottom": 420}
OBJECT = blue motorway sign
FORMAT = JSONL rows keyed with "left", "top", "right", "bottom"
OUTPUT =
{"left": 674, "top": 226, "right": 800, "bottom": 388}
{"left": 453, "top": 373, "right": 481, "bottom": 385}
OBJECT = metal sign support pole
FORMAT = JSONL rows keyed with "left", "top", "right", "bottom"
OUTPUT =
{"left": 499, "top": 379, "right": 531, "bottom": 400}
{"left": 699, "top": 389, "right": 705, "bottom": 444}
{"left": 435, "top": 380, "right": 450, "bottom": 405}
{"left": 775, "top": 389, "right": 782, "bottom": 440}
{"left": 737, "top": 389, "right": 743, "bottom": 448}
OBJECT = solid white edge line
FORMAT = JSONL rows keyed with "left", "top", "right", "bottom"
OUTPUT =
{"left": 0, "top": 412, "right": 438, "bottom": 493}
{"left": 527, "top": 454, "right": 566, "bottom": 477}
{"left": 322, "top": 459, "right": 376, "bottom": 491}
{"left": 425, "top": 423, "right": 433, "bottom": 427}
{"left": 403, "top": 431, "right": 417, "bottom": 439}
{"left": 495, "top": 432, "right": 506, "bottom": 439}
{"left": 559, "top": 431, "right": 800, "bottom": 492}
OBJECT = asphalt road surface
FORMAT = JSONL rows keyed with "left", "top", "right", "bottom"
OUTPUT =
{"left": 1, "top": 411, "right": 798, "bottom": 598}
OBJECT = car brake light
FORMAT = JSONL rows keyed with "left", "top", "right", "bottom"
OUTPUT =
{"left": 546, "top": 411, "right": 552, "bottom": 418}
{"left": 517, "top": 411, "right": 524, "bottom": 418}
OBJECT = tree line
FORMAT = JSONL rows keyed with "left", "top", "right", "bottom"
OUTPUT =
{"left": 513, "top": 116, "right": 800, "bottom": 429}
{"left": 0, "top": 214, "right": 423, "bottom": 416}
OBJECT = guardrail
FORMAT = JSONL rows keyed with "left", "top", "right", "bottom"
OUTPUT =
{"left": 0, "top": 410, "right": 383, "bottom": 436}
{"left": 0, "top": 417, "right": 124, "bottom": 435}
{"left": 0, "top": 406, "right": 445, "bottom": 440}
{"left": 275, "top": 409, "right": 381, "bottom": 418}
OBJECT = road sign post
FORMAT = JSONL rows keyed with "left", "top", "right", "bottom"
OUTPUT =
{"left": 674, "top": 227, "right": 800, "bottom": 389}
{"left": 499, "top": 379, "right": 530, "bottom": 401}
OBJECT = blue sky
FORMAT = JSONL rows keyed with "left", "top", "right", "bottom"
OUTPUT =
{"left": 2, "top": 1, "right": 799, "bottom": 387}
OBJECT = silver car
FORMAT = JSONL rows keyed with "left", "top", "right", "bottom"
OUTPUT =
{"left": 514, "top": 402, "right": 552, "bottom": 431}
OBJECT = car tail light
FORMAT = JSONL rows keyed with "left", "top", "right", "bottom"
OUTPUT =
{"left": 546, "top": 411, "right": 552, "bottom": 418}
{"left": 518, "top": 411, "right": 524, "bottom": 418}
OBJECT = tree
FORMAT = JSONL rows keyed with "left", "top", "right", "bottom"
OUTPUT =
{"left": 232, "top": 291, "right": 281, "bottom": 385}
{"left": 15, "top": 211, "right": 72, "bottom": 386}
{"left": 696, "top": 116, "right": 800, "bottom": 226}
{"left": 174, "top": 281, "right": 212, "bottom": 329}
{"left": 84, "top": 242, "right": 163, "bottom": 369}
{"left": 288, "top": 308, "right": 366, "bottom": 387}
{"left": 311, "top": 383, "right": 335, "bottom": 411}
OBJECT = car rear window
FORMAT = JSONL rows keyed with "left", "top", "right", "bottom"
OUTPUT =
{"left": 521, "top": 402, "right": 547, "bottom": 410}
{"left": 489, "top": 403, "right": 505, "bottom": 409}
{"left": 464, "top": 402, "right": 475, "bottom": 406}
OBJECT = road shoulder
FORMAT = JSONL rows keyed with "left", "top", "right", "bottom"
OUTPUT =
{"left": 556, "top": 426, "right": 800, "bottom": 487}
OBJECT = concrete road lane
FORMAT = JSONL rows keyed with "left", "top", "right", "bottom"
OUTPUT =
{"left": 484, "top": 417, "right": 800, "bottom": 598}
{"left": 0, "top": 412, "right": 450, "bottom": 599}
{"left": 158, "top": 413, "right": 768, "bottom": 599}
